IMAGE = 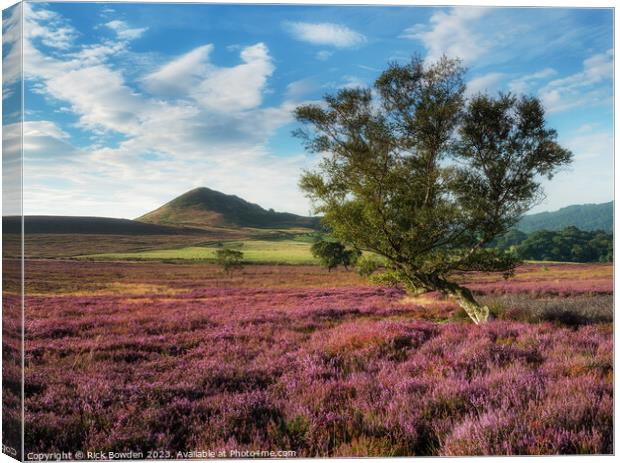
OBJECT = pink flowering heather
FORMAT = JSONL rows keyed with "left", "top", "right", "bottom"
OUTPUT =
{"left": 19, "top": 260, "right": 613, "bottom": 456}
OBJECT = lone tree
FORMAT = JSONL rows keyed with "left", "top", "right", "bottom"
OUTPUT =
{"left": 294, "top": 56, "right": 572, "bottom": 324}
{"left": 215, "top": 248, "right": 244, "bottom": 276}
{"left": 311, "top": 239, "right": 361, "bottom": 271}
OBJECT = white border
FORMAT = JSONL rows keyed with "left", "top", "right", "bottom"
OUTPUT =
{"left": 0, "top": 1, "right": 616, "bottom": 463}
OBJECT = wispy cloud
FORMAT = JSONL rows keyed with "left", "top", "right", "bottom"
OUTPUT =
{"left": 508, "top": 68, "right": 556, "bottom": 94}
{"left": 546, "top": 50, "right": 612, "bottom": 91}
{"left": 466, "top": 72, "right": 504, "bottom": 96}
{"left": 143, "top": 43, "right": 275, "bottom": 112}
{"left": 338, "top": 75, "right": 367, "bottom": 89}
{"left": 539, "top": 50, "right": 612, "bottom": 113}
{"left": 315, "top": 50, "right": 333, "bottom": 61}
{"left": 142, "top": 44, "right": 213, "bottom": 97}
{"left": 533, "top": 123, "right": 613, "bottom": 212}
{"left": 562, "top": 124, "right": 613, "bottom": 161}
{"left": 12, "top": 4, "right": 316, "bottom": 217}
{"left": 105, "top": 20, "right": 148, "bottom": 41}
{"left": 5, "top": 3, "right": 612, "bottom": 217}
{"left": 2, "top": 5, "right": 22, "bottom": 98}
{"left": 284, "top": 21, "right": 366, "bottom": 48}
{"left": 194, "top": 43, "right": 274, "bottom": 111}
{"left": 286, "top": 78, "right": 318, "bottom": 101}
{"left": 401, "top": 7, "right": 489, "bottom": 64}
{"left": 27, "top": 4, "right": 77, "bottom": 49}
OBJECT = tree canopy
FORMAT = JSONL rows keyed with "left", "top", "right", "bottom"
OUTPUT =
{"left": 294, "top": 56, "right": 572, "bottom": 323}
{"left": 215, "top": 248, "right": 244, "bottom": 275}
{"left": 488, "top": 229, "right": 528, "bottom": 250}
{"left": 311, "top": 239, "right": 361, "bottom": 271}
{"left": 517, "top": 227, "right": 612, "bottom": 263}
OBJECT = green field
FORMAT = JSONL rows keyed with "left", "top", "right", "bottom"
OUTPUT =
{"left": 83, "top": 239, "right": 319, "bottom": 264}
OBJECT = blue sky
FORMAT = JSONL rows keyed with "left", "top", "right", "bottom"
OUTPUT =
{"left": 2, "top": 2, "right": 613, "bottom": 218}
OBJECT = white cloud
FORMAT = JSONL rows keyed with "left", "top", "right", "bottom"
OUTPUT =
{"left": 2, "top": 122, "right": 23, "bottom": 164}
{"left": 144, "top": 43, "right": 274, "bottom": 112}
{"left": 105, "top": 20, "right": 148, "bottom": 41}
{"left": 20, "top": 121, "right": 80, "bottom": 163}
{"left": 2, "top": 4, "right": 23, "bottom": 90}
{"left": 142, "top": 44, "right": 213, "bottom": 97}
{"left": 71, "top": 40, "right": 128, "bottom": 65}
{"left": 284, "top": 21, "right": 366, "bottom": 48}
{"left": 357, "top": 64, "right": 381, "bottom": 72}
{"left": 561, "top": 125, "right": 613, "bottom": 161}
{"left": 539, "top": 50, "right": 612, "bottom": 113}
{"left": 24, "top": 120, "right": 70, "bottom": 141}
{"left": 44, "top": 65, "right": 152, "bottom": 135}
{"left": 315, "top": 50, "right": 333, "bottom": 61}
{"left": 401, "top": 7, "right": 489, "bottom": 64}
{"left": 508, "top": 68, "right": 556, "bottom": 94}
{"left": 286, "top": 78, "right": 318, "bottom": 101}
{"left": 26, "top": 3, "right": 77, "bottom": 49}
{"left": 194, "top": 43, "right": 274, "bottom": 111}
{"left": 2, "top": 120, "right": 23, "bottom": 216}
{"left": 14, "top": 4, "right": 317, "bottom": 217}
{"left": 338, "top": 75, "right": 367, "bottom": 89}
{"left": 547, "top": 50, "right": 612, "bottom": 91}
{"left": 3, "top": 87, "right": 15, "bottom": 101}
{"left": 466, "top": 72, "right": 504, "bottom": 96}
{"left": 531, "top": 124, "right": 613, "bottom": 213}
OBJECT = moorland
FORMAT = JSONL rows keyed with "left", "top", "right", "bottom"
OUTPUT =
{"left": 1, "top": 187, "right": 614, "bottom": 456}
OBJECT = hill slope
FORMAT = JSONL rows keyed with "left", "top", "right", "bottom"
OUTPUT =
{"left": 2, "top": 216, "right": 204, "bottom": 235}
{"left": 137, "top": 187, "right": 321, "bottom": 230}
{"left": 517, "top": 202, "right": 613, "bottom": 233}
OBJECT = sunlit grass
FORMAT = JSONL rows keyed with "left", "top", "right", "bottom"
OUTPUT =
{"left": 83, "top": 239, "right": 319, "bottom": 264}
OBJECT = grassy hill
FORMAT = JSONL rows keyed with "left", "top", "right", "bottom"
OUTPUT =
{"left": 517, "top": 202, "right": 613, "bottom": 233}
{"left": 137, "top": 187, "right": 321, "bottom": 230}
{"left": 2, "top": 216, "right": 204, "bottom": 235}
{"left": 139, "top": 190, "right": 611, "bottom": 234}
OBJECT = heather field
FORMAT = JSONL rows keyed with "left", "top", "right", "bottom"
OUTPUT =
{"left": 15, "top": 260, "right": 613, "bottom": 456}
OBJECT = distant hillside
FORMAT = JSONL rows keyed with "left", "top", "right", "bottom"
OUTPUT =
{"left": 137, "top": 187, "right": 321, "bottom": 230}
{"left": 2, "top": 216, "right": 204, "bottom": 235}
{"left": 517, "top": 202, "right": 613, "bottom": 233}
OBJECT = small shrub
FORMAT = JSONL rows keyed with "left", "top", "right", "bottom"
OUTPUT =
{"left": 215, "top": 248, "right": 244, "bottom": 276}
{"left": 356, "top": 255, "right": 383, "bottom": 277}
{"left": 311, "top": 239, "right": 361, "bottom": 271}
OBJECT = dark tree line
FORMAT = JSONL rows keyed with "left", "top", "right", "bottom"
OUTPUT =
{"left": 491, "top": 226, "right": 612, "bottom": 263}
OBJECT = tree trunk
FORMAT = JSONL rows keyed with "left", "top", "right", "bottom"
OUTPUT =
{"left": 451, "top": 286, "right": 491, "bottom": 325}
{"left": 435, "top": 279, "right": 491, "bottom": 324}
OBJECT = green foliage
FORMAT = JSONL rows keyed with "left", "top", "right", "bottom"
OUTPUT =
{"left": 215, "top": 248, "right": 244, "bottom": 275}
{"left": 517, "top": 227, "right": 612, "bottom": 262}
{"left": 294, "top": 55, "right": 572, "bottom": 319}
{"left": 517, "top": 201, "right": 613, "bottom": 233}
{"left": 356, "top": 255, "right": 384, "bottom": 277}
{"left": 489, "top": 229, "right": 528, "bottom": 250}
{"left": 311, "top": 239, "right": 361, "bottom": 271}
{"left": 286, "top": 416, "right": 310, "bottom": 449}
